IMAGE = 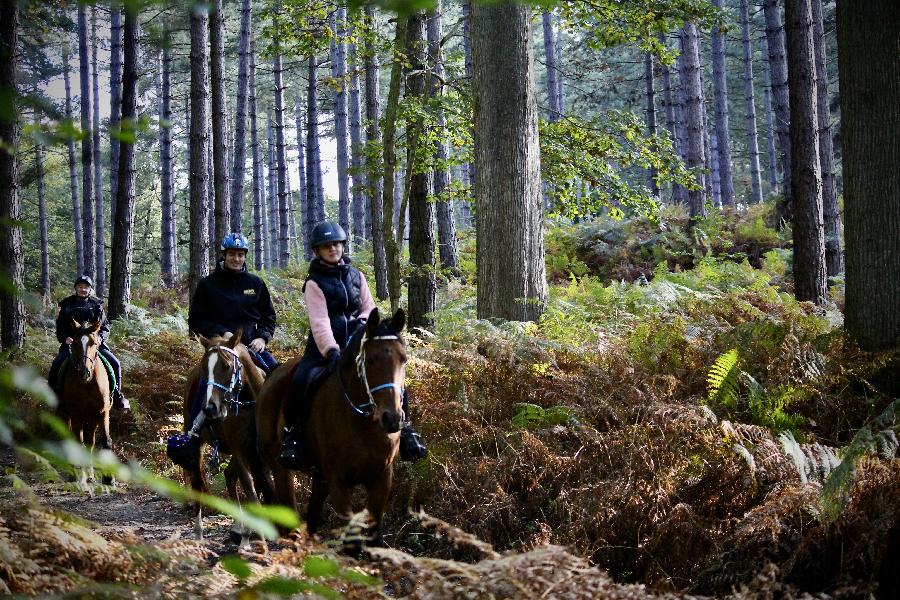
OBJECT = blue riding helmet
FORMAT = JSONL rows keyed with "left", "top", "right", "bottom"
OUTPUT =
{"left": 220, "top": 232, "right": 250, "bottom": 252}
{"left": 310, "top": 221, "right": 347, "bottom": 249}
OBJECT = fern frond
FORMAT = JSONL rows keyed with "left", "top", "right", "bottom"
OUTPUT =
{"left": 707, "top": 349, "right": 740, "bottom": 408}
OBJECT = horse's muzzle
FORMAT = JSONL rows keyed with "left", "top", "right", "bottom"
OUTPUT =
{"left": 203, "top": 401, "right": 224, "bottom": 420}
{"left": 381, "top": 409, "right": 402, "bottom": 434}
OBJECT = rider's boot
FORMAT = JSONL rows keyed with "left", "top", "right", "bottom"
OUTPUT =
{"left": 113, "top": 388, "right": 130, "bottom": 411}
{"left": 278, "top": 426, "right": 307, "bottom": 470}
{"left": 399, "top": 391, "right": 427, "bottom": 462}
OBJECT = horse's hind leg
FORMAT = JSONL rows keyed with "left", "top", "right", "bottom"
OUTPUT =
{"left": 306, "top": 477, "right": 330, "bottom": 535}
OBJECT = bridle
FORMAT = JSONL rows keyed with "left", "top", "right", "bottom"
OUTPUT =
{"left": 339, "top": 329, "right": 404, "bottom": 419}
{"left": 204, "top": 345, "right": 250, "bottom": 413}
{"left": 69, "top": 336, "right": 98, "bottom": 379}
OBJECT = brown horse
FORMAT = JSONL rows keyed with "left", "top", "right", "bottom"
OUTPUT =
{"left": 256, "top": 308, "right": 407, "bottom": 543}
{"left": 58, "top": 319, "right": 113, "bottom": 487}
{"left": 182, "top": 329, "right": 274, "bottom": 539}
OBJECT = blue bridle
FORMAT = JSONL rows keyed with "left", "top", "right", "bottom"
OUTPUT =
{"left": 340, "top": 332, "right": 404, "bottom": 418}
{"left": 204, "top": 345, "right": 248, "bottom": 414}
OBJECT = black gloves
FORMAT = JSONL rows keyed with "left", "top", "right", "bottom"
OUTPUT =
{"left": 326, "top": 349, "right": 341, "bottom": 372}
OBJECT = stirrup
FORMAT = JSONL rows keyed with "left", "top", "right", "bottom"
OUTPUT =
{"left": 278, "top": 427, "right": 307, "bottom": 470}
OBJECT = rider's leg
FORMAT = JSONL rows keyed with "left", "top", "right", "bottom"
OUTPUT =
{"left": 99, "top": 345, "right": 129, "bottom": 410}
{"left": 399, "top": 390, "right": 428, "bottom": 462}
{"left": 279, "top": 358, "right": 316, "bottom": 469}
{"left": 48, "top": 344, "right": 69, "bottom": 396}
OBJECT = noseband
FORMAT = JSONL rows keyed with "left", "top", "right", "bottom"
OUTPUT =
{"left": 339, "top": 330, "right": 404, "bottom": 418}
{"left": 69, "top": 341, "right": 97, "bottom": 378}
{"left": 204, "top": 345, "right": 249, "bottom": 413}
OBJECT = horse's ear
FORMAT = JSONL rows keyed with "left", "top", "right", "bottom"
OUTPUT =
{"left": 71, "top": 318, "right": 81, "bottom": 330}
{"left": 366, "top": 308, "right": 381, "bottom": 335}
{"left": 197, "top": 334, "right": 211, "bottom": 349}
{"left": 228, "top": 327, "right": 243, "bottom": 349}
{"left": 87, "top": 320, "right": 101, "bottom": 334}
{"left": 392, "top": 308, "right": 406, "bottom": 333}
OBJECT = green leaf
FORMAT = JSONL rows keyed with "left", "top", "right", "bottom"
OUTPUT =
{"left": 220, "top": 555, "right": 252, "bottom": 580}
{"left": 304, "top": 555, "right": 341, "bottom": 578}
{"left": 244, "top": 502, "right": 302, "bottom": 529}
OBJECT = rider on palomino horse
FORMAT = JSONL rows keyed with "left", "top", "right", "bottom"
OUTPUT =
{"left": 278, "top": 221, "right": 427, "bottom": 469}
{"left": 48, "top": 274, "right": 129, "bottom": 411}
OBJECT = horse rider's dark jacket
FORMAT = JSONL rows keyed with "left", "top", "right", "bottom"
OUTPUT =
{"left": 302, "top": 258, "right": 363, "bottom": 360}
{"left": 189, "top": 261, "right": 277, "bottom": 346}
{"left": 56, "top": 295, "right": 110, "bottom": 343}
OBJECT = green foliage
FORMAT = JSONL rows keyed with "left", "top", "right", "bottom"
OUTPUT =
{"left": 706, "top": 349, "right": 739, "bottom": 408}
{"left": 511, "top": 403, "right": 577, "bottom": 430}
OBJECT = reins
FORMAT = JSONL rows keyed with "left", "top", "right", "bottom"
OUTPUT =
{"left": 337, "top": 330, "right": 404, "bottom": 419}
{"left": 204, "top": 345, "right": 253, "bottom": 413}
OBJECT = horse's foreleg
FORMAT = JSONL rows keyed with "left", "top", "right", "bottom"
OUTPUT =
{"left": 365, "top": 470, "right": 394, "bottom": 546}
{"left": 99, "top": 410, "right": 114, "bottom": 485}
{"left": 306, "top": 477, "right": 329, "bottom": 535}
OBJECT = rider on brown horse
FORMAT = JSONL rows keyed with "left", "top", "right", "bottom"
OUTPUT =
{"left": 278, "top": 221, "right": 427, "bottom": 469}
{"left": 48, "top": 274, "right": 129, "bottom": 411}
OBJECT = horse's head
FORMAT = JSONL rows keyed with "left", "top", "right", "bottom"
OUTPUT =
{"left": 70, "top": 319, "right": 102, "bottom": 383}
{"left": 350, "top": 308, "right": 407, "bottom": 433}
{"left": 197, "top": 328, "right": 245, "bottom": 421}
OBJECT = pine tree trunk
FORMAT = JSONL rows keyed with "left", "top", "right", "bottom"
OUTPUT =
{"left": 307, "top": 57, "right": 326, "bottom": 226}
{"left": 159, "top": 46, "right": 177, "bottom": 287}
{"left": 710, "top": 129, "right": 722, "bottom": 203}
{"left": 711, "top": 0, "right": 734, "bottom": 206}
{"left": 0, "top": 0, "right": 22, "bottom": 348}
{"left": 554, "top": 14, "right": 565, "bottom": 116}
{"left": 348, "top": 34, "right": 366, "bottom": 246}
{"left": 785, "top": 0, "right": 826, "bottom": 304}
{"left": 644, "top": 52, "right": 659, "bottom": 197}
{"left": 109, "top": 7, "right": 122, "bottom": 229}
{"left": 461, "top": 0, "right": 475, "bottom": 221}
{"left": 811, "top": 0, "right": 842, "bottom": 275}
{"left": 108, "top": 6, "right": 139, "bottom": 319}
{"left": 294, "top": 96, "right": 308, "bottom": 254}
{"left": 266, "top": 114, "right": 279, "bottom": 266}
{"left": 406, "top": 12, "right": 436, "bottom": 329}
{"left": 331, "top": 8, "right": 351, "bottom": 253}
{"left": 249, "top": 44, "right": 263, "bottom": 269}
{"left": 91, "top": 8, "right": 106, "bottom": 295}
{"left": 63, "top": 49, "right": 85, "bottom": 276}
{"left": 382, "top": 19, "right": 407, "bottom": 313}
{"left": 273, "top": 54, "right": 290, "bottom": 268}
{"left": 35, "top": 108, "right": 50, "bottom": 300}
{"left": 365, "top": 6, "right": 388, "bottom": 299}
{"left": 674, "top": 32, "right": 690, "bottom": 206}
{"left": 428, "top": 4, "right": 460, "bottom": 277}
{"left": 658, "top": 34, "right": 679, "bottom": 204}
{"left": 472, "top": 1, "right": 547, "bottom": 322}
{"left": 700, "top": 67, "right": 715, "bottom": 203}
{"left": 740, "top": 0, "right": 764, "bottom": 204}
{"left": 210, "top": 0, "right": 230, "bottom": 243}
{"left": 230, "top": 0, "right": 252, "bottom": 232}
{"left": 78, "top": 6, "right": 96, "bottom": 280}
{"left": 541, "top": 12, "right": 560, "bottom": 121}
{"left": 764, "top": 0, "right": 794, "bottom": 217}
{"left": 760, "top": 32, "right": 780, "bottom": 195}
{"left": 681, "top": 23, "right": 707, "bottom": 218}
{"left": 837, "top": 0, "right": 899, "bottom": 351}
{"left": 189, "top": 7, "right": 211, "bottom": 294}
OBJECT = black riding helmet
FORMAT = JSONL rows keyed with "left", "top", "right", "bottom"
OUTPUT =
{"left": 310, "top": 221, "right": 347, "bottom": 249}
{"left": 73, "top": 274, "right": 94, "bottom": 288}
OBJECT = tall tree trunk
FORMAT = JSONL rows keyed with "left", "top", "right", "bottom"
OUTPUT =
{"left": 207, "top": 119, "right": 216, "bottom": 262}
{"left": 658, "top": 34, "right": 679, "bottom": 204}
{"left": 710, "top": 129, "right": 722, "bottom": 203}
{"left": 63, "top": 49, "right": 85, "bottom": 276}
{"left": 34, "top": 108, "right": 50, "bottom": 300}
{"left": 406, "top": 12, "right": 436, "bottom": 329}
{"left": 681, "top": 23, "right": 707, "bottom": 218}
{"left": 230, "top": 0, "right": 252, "bottom": 232}
{"left": 382, "top": 19, "right": 407, "bottom": 312}
{"left": 108, "top": 5, "right": 139, "bottom": 319}
{"left": 273, "top": 54, "right": 290, "bottom": 268}
{"left": 472, "top": 1, "right": 547, "bottom": 321}
{"left": 364, "top": 6, "right": 388, "bottom": 299}
{"left": 159, "top": 46, "right": 177, "bottom": 287}
{"left": 700, "top": 67, "right": 715, "bottom": 202}
{"left": 266, "top": 113, "right": 279, "bottom": 266}
{"left": 78, "top": 6, "right": 96, "bottom": 280}
{"left": 811, "top": 0, "right": 842, "bottom": 275}
{"left": 644, "top": 52, "right": 659, "bottom": 197}
{"left": 541, "top": 12, "right": 561, "bottom": 121}
{"left": 109, "top": 7, "right": 122, "bottom": 229}
{"left": 740, "top": 0, "right": 764, "bottom": 204}
{"left": 91, "top": 7, "right": 106, "bottom": 295}
{"left": 461, "top": 0, "right": 475, "bottom": 218}
{"left": 428, "top": 4, "right": 460, "bottom": 277}
{"left": 554, "top": 13, "right": 565, "bottom": 116}
{"left": 331, "top": 8, "right": 351, "bottom": 253}
{"left": 0, "top": 0, "right": 22, "bottom": 348}
{"left": 837, "top": 0, "right": 899, "bottom": 351}
{"left": 306, "top": 57, "right": 325, "bottom": 226}
{"left": 764, "top": 0, "right": 794, "bottom": 218}
{"left": 210, "top": 0, "right": 230, "bottom": 242}
{"left": 189, "top": 6, "right": 211, "bottom": 294}
{"left": 348, "top": 34, "right": 366, "bottom": 247}
{"left": 711, "top": 0, "right": 734, "bottom": 206}
{"left": 785, "top": 0, "right": 826, "bottom": 304}
{"left": 674, "top": 32, "right": 690, "bottom": 206}
{"left": 760, "top": 32, "right": 780, "bottom": 195}
{"left": 294, "top": 96, "right": 308, "bottom": 253}
{"left": 249, "top": 44, "right": 263, "bottom": 269}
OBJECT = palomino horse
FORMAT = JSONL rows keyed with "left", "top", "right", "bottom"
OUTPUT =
{"left": 183, "top": 328, "right": 274, "bottom": 539}
{"left": 256, "top": 308, "right": 406, "bottom": 543}
{"left": 58, "top": 319, "right": 113, "bottom": 486}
